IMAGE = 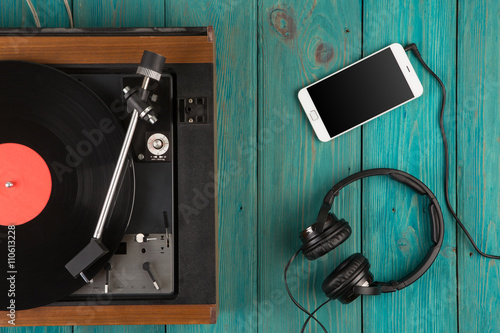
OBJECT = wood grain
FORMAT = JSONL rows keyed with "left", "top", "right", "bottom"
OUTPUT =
{"left": 76, "top": 326, "right": 164, "bottom": 333}
{"left": 457, "top": 0, "right": 500, "bottom": 331}
{"left": 258, "top": 0, "right": 363, "bottom": 332}
{"left": 361, "top": 0, "right": 458, "bottom": 332}
{"left": 74, "top": 0, "right": 164, "bottom": 28}
{"left": 2, "top": 304, "right": 216, "bottom": 327}
{"left": 0, "top": 327, "right": 71, "bottom": 333}
{"left": 0, "top": 36, "right": 213, "bottom": 64}
{"left": 0, "top": 0, "right": 22, "bottom": 27}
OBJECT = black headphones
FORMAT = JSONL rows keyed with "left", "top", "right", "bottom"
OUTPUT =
{"left": 297, "top": 168, "right": 444, "bottom": 304}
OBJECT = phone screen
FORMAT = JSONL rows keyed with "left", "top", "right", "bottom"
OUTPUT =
{"left": 306, "top": 48, "right": 415, "bottom": 138}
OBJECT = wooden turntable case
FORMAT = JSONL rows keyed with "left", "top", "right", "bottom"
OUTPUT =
{"left": 0, "top": 27, "right": 218, "bottom": 326}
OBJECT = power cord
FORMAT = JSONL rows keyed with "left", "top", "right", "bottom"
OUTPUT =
{"left": 405, "top": 43, "right": 500, "bottom": 260}
{"left": 63, "top": 0, "right": 74, "bottom": 28}
{"left": 25, "top": 0, "right": 74, "bottom": 28}
{"left": 25, "top": 0, "right": 41, "bottom": 28}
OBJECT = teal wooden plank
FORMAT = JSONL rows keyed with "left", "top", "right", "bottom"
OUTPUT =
{"left": 75, "top": 326, "right": 164, "bottom": 333}
{"left": 258, "top": 1, "right": 362, "bottom": 332}
{"left": 361, "top": 0, "right": 457, "bottom": 332}
{"left": 74, "top": 0, "right": 164, "bottom": 27}
{"left": 166, "top": 1, "right": 258, "bottom": 333}
{"left": 457, "top": 0, "right": 500, "bottom": 331}
{"left": 0, "top": 0, "right": 72, "bottom": 27}
{"left": 0, "top": 0, "right": 22, "bottom": 27}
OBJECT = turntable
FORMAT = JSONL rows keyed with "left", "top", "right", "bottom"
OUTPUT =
{"left": 0, "top": 27, "right": 217, "bottom": 326}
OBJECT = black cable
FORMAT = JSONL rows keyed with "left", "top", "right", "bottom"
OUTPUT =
{"left": 405, "top": 43, "right": 500, "bottom": 260}
{"left": 300, "top": 299, "right": 331, "bottom": 333}
{"left": 284, "top": 249, "right": 328, "bottom": 332}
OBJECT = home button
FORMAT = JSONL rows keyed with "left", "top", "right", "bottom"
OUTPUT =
{"left": 309, "top": 110, "right": 319, "bottom": 121}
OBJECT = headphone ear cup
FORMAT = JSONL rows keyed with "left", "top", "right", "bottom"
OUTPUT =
{"left": 301, "top": 214, "right": 351, "bottom": 261}
{"left": 322, "top": 253, "right": 373, "bottom": 304}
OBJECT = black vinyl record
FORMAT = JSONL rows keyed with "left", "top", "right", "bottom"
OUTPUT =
{"left": 0, "top": 61, "right": 134, "bottom": 310}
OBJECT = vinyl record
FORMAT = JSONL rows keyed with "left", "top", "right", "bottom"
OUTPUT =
{"left": 0, "top": 61, "right": 134, "bottom": 310}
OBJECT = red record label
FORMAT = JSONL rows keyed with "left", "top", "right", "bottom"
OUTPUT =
{"left": 0, "top": 143, "right": 52, "bottom": 226}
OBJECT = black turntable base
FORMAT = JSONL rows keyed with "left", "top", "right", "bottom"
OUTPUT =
{"left": 0, "top": 28, "right": 217, "bottom": 326}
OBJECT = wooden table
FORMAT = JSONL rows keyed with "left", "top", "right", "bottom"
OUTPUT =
{"left": 0, "top": 0, "right": 498, "bottom": 332}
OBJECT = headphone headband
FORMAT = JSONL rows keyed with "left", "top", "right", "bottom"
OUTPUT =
{"left": 315, "top": 168, "right": 444, "bottom": 293}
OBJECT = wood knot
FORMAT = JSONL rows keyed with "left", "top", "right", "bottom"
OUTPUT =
{"left": 397, "top": 237, "right": 410, "bottom": 252}
{"left": 270, "top": 9, "right": 296, "bottom": 40}
{"left": 315, "top": 43, "right": 334, "bottom": 65}
{"left": 441, "top": 246, "right": 456, "bottom": 258}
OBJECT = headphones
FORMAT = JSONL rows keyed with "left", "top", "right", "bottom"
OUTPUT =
{"left": 296, "top": 168, "right": 444, "bottom": 304}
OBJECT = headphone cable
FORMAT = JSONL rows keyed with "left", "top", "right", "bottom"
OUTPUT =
{"left": 285, "top": 44, "right": 499, "bottom": 333}
{"left": 300, "top": 299, "right": 331, "bottom": 333}
{"left": 405, "top": 43, "right": 500, "bottom": 260}
{"left": 284, "top": 249, "right": 328, "bottom": 332}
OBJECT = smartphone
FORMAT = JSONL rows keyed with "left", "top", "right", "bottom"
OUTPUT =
{"left": 298, "top": 43, "right": 423, "bottom": 142}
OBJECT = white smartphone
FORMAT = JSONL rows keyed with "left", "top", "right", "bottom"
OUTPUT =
{"left": 298, "top": 43, "right": 423, "bottom": 142}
